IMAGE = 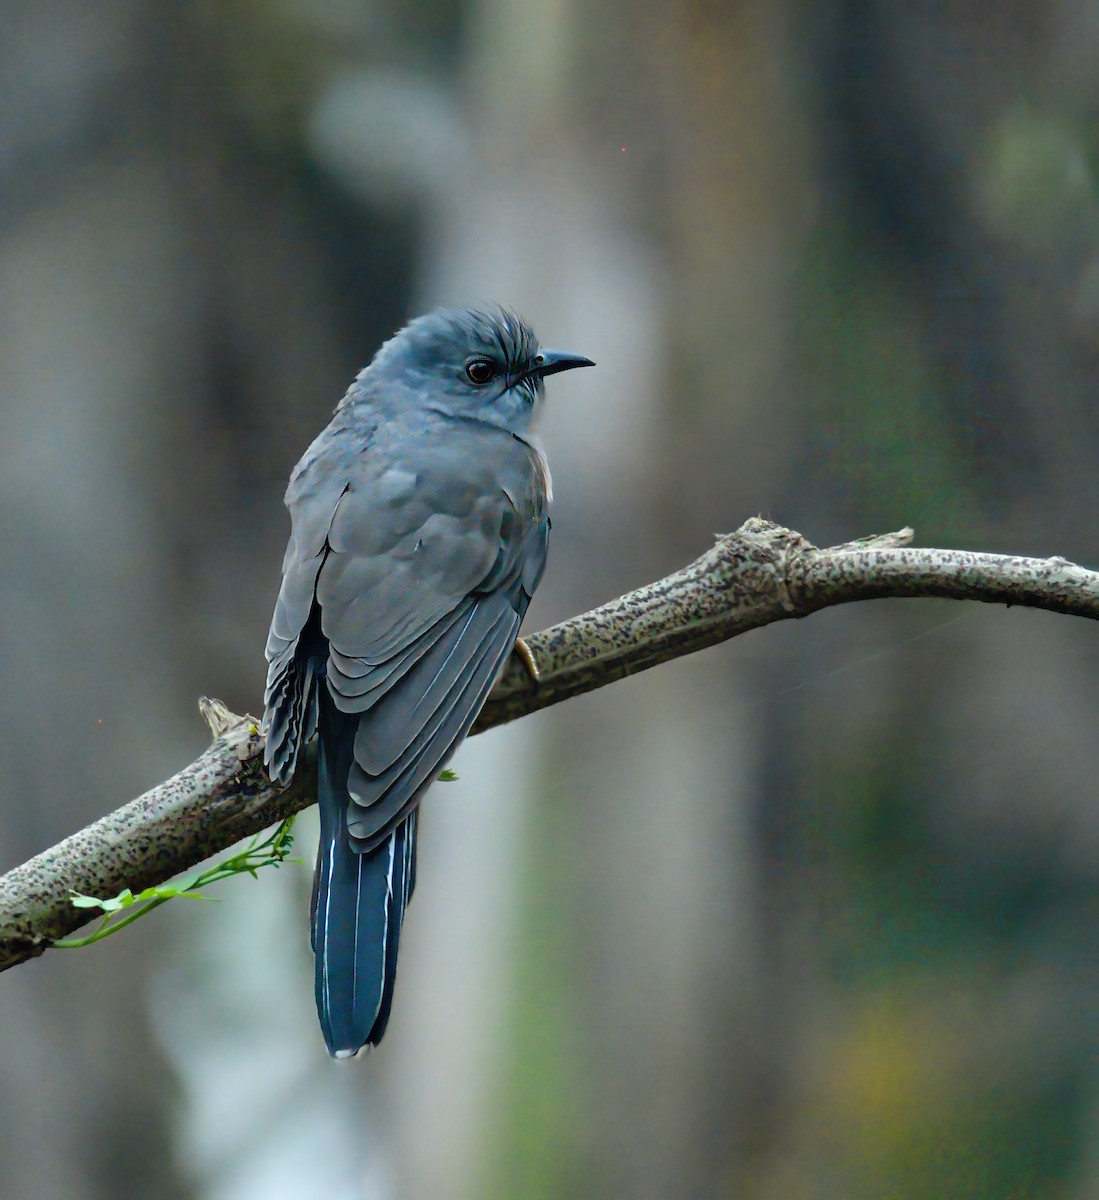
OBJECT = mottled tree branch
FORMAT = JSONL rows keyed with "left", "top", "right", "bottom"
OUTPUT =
{"left": 3, "top": 517, "right": 1098, "bottom": 971}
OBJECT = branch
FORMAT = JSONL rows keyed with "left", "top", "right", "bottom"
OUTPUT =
{"left": 4, "top": 518, "right": 1098, "bottom": 970}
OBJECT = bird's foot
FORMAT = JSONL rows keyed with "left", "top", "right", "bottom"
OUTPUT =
{"left": 514, "top": 637, "right": 541, "bottom": 682}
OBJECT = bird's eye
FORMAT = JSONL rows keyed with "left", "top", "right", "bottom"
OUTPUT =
{"left": 465, "top": 359, "right": 496, "bottom": 385}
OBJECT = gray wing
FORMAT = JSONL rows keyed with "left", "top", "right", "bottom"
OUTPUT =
{"left": 344, "top": 589, "right": 520, "bottom": 848}
{"left": 264, "top": 423, "right": 549, "bottom": 842}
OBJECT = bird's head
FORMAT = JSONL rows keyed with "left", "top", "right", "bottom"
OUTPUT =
{"left": 366, "top": 306, "right": 593, "bottom": 434}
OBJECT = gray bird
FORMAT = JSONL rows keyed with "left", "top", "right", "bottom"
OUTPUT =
{"left": 263, "top": 307, "right": 593, "bottom": 1057}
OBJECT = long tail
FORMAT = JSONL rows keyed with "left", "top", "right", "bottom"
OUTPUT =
{"left": 311, "top": 705, "right": 417, "bottom": 1058}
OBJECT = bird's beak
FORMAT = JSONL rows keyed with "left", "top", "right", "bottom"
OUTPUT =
{"left": 530, "top": 349, "right": 595, "bottom": 379}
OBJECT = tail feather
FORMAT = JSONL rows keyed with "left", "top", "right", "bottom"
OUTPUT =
{"left": 311, "top": 708, "right": 417, "bottom": 1057}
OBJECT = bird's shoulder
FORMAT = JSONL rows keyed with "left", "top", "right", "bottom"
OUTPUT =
{"left": 287, "top": 404, "right": 548, "bottom": 524}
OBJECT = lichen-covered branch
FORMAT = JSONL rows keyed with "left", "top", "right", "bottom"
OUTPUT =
{"left": 3, "top": 518, "right": 1097, "bottom": 971}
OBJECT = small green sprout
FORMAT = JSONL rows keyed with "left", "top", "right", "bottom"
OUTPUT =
{"left": 54, "top": 816, "right": 300, "bottom": 948}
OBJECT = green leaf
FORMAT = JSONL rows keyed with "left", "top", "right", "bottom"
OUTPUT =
{"left": 103, "top": 889, "right": 135, "bottom": 911}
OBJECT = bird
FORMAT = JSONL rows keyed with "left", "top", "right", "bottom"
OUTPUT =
{"left": 262, "top": 307, "right": 593, "bottom": 1058}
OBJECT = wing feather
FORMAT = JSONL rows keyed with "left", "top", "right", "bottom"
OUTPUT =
{"left": 345, "top": 596, "right": 520, "bottom": 849}
{"left": 352, "top": 595, "right": 513, "bottom": 775}
{"left": 326, "top": 599, "right": 476, "bottom": 705}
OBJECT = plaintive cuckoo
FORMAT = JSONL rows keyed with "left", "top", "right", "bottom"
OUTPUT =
{"left": 263, "top": 307, "right": 593, "bottom": 1057}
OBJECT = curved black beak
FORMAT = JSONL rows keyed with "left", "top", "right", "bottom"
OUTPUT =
{"left": 530, "top": 348, "right": 595, "bottom": 379}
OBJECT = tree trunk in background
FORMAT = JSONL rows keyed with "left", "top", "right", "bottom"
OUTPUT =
{"left": 1, "top": 7, "right": 191, "bottom": 1194}
{"left": 0, "top": 4, "right": 409, "bottom": 1195}
{"left": 381, "top": 3, "right": 811, "bottom": 1196}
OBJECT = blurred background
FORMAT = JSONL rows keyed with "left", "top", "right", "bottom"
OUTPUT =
{"left": 2, "top": 1, "right": 1098, "bottom": 1197}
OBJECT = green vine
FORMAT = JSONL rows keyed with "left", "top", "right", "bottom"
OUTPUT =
{"left": 54, "top": 816, "right": 300, "bottom": 948}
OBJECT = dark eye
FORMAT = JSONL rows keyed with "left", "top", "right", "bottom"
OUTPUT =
{"left": 465, "top": 359, "right": 496, "bottom": 385}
